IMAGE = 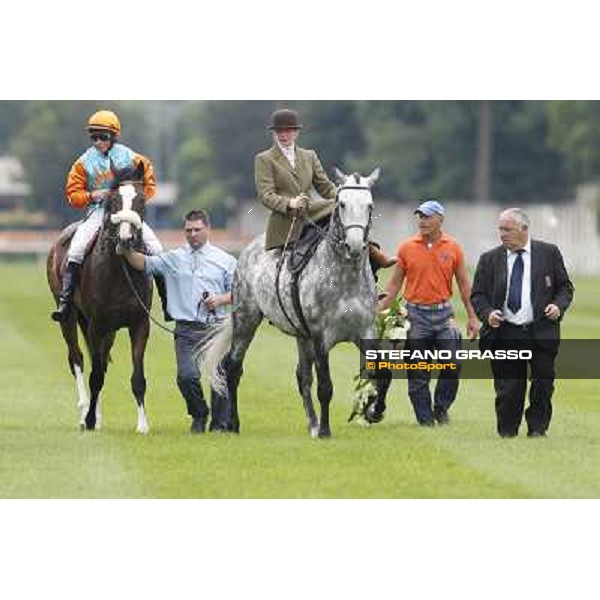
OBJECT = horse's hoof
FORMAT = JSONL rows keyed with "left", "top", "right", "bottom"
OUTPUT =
{"left": 136, "top": 424, "right": 150, "bottom": 435}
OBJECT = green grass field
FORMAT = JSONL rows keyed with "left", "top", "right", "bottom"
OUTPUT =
{"left": 1, "top": 259, "right": 599, "bottom": 498}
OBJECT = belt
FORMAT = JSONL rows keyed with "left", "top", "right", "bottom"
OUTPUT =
{"left": 176, "top": 320, "right": 209, "bottom": 328}
{"left": 503, "top": 321, "right": 534, "bottom": 331}
{"left": 406, "top": 300, "right": 452, "bottom": 311}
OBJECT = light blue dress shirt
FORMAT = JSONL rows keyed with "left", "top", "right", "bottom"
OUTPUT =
{"left": 145, "top": 241, "right": 237, "bottom": 323}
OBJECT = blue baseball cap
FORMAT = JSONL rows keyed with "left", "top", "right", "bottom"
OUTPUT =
{"left": 415, "top": 199, "right": 445, "bottom": 217}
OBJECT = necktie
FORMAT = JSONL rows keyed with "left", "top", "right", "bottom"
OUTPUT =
{"left": 507, "top": 249, "right": 524, "bottom": 313}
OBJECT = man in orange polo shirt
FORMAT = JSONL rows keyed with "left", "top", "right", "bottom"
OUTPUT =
{"left": 378, "top": 200, "right": 479, "bottom": 426}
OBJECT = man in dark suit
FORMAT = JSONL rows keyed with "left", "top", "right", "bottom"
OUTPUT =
{"left": 471, "top": 208, "right": 574, "bottom": 438}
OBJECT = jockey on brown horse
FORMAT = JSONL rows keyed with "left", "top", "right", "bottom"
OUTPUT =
{"left": 50, "top": 109, "right": 170, "bottom": 323}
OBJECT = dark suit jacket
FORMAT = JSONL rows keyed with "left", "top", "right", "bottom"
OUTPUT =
{"left": 471, "top": 239, "right": 574, "bottom": 349}
{"left": 255, "top": 145, "right": 337, "bottom": 249}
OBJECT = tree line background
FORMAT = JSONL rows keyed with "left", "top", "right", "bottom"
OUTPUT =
{"left": 1, "top": 100, "right": 598, "bottom": 226}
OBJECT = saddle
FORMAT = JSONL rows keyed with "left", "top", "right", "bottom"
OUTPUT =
{"left": 287, "top": 220, "right": 324, "bottom": 276}
{"left": 57, "top": 221, "right": 83, "bottom": 247}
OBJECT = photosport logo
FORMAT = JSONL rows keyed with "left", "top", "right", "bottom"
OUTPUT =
{"left": 359, "top": 339, "right": 600, "bottom": 379}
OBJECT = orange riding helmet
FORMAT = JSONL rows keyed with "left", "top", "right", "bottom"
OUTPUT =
{"left": 87, "top": 110, "right": 121, "bottom": 135}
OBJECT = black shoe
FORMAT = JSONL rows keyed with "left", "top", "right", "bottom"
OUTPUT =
{"left": 418, "top": 419, "right": 435, "bottom": 427}
{"left": 191, "top": 418, "right": 206, "bottom": 434}
{"left": 209, "top": 422, "right": 233, "bottom": 433}
{"left": 499, "top": 430, "right": 518, "bottom": 438}
{"left": 51, "top": 262, "right": 81, "bottom": 323}
{"left": 434, "top": 408, "right": 450, "bottom": 425}
{"left": 527, "top": 430, "right": 547, "bottom": 438}
{"left": 365, "top": 399, "right": 386, "bottom": 424}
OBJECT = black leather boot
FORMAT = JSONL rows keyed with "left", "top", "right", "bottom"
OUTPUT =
{"left": 51, "top": 261, "right": 81, "bottom": 323}
{"left": 154, "top": 274, "right": 172, "bottom": 321}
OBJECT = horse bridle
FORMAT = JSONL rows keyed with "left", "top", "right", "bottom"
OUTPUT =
{"left": 333, "top": 185, "right": 373, "bottom": 246}
{"left": 301, "top": 184, "right": 373, "bottom": 250}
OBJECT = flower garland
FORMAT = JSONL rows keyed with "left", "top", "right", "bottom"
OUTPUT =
{"left": 377, "top": 295, "right": 410, "bottom": 341}
{"left": 348, "top": 295, "right": 410, "bottom": 425}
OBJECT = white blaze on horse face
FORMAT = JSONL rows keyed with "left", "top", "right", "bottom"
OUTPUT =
{"left": 118, "top": 184, "right": 136, "bottom": 241}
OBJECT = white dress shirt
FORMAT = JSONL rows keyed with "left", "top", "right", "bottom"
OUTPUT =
{"left": 277, "top": 141, "right": 296, "bottom": 169}
{"left": 503, "top": 237, "right": 533, "bottom": 325}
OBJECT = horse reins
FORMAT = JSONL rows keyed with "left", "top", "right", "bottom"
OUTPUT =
{"left": 119, "top": 257, "right": 178, "bottom": 335}
{"left": 275, "top": 213, "right": 309, "bottom": 337}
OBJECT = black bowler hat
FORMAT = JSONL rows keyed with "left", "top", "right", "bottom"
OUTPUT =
{"left": 267, "top": 109, "right": 303, "bottom": 130}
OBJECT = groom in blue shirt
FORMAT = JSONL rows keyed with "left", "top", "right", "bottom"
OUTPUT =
{"left": 124, "top": 209, "right": 237, "bottom": 434}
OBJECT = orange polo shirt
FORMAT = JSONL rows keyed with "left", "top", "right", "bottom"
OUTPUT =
{"left": 396, "top": 233, "right": 465, "bottom": 304}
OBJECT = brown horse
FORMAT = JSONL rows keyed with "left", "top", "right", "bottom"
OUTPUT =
{"left": 47, "top": 162, "right": 153, "bottom": 433}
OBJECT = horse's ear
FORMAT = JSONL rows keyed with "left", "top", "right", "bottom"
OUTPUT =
{"left": 334, "top": 167, "right": 348, "bottom": 184}
{"left": 366, "top": 167, "right": 381, "bottom": 187}
{"left": 132, "top": 160, "right": 145, "bottom": 182}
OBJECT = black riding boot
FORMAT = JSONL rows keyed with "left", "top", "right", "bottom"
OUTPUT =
{"left": 51, "top": 261, "right": 81, "bottom": 323}
{"left": 154, "top": 274, "right": 172, "bottom": 321}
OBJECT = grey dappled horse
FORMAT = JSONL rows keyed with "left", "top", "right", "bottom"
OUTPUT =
{"left": 198, "top": 168, "right": 380, "bottom": 438}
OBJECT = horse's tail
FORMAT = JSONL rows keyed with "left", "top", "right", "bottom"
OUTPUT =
{"left": 194, "top": 315, "right": 233, "bottom": 398}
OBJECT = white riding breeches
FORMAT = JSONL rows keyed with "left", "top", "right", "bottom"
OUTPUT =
{"left": 67, "top": 204, "right": 163, "bottom": 264}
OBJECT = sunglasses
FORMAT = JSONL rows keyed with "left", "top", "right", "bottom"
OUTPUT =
{"left": 90, "top": 133, "right": 112, "bottom": 142}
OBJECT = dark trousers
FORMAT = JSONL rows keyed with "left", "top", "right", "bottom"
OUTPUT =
{"left": 174, "top": 321, "right": 230, "bottom": 428}
{"left": 491, "top": 324, "right": 557, "bottom": 436}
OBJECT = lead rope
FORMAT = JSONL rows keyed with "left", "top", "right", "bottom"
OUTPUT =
{"left": 119, "top": 256, "right": 176, "bottom": 335}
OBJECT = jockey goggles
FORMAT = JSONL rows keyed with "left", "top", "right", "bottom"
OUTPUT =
{"left": 90, "top": 132, "right": 113, "bottom": 142}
